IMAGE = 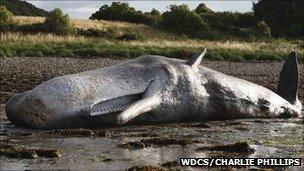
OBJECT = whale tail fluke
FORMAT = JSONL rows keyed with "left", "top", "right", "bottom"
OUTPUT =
{"left": 277, "top": 51, "right": 299, "bottom": 105}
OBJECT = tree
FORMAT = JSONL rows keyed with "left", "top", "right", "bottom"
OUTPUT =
{"left": 44, "top": 8, "right": 73, "bottom": 35}
{"left": 150, "top": 8, "right": 161, "bottom": 16}
{"left": 235, "top": 12, "right": 255, "bottom": 28}
{"left": 257, "top": 20, "right": 271, "bottom": 37}
{"left": 90, "top": 2, "right": 158, "bottom": 26}
{"left": 143, "top": 9, "right": 162, "bottom": 26}
{"left": 253, "top": 0, "right": 304, "bottom": 37}
{"left": 90, "top": 2, "right": 136, "bottom": 21}
{"left": 195, "top": 3, "right": 213, "bottom": 15}
{"left": 160, "top": 4, "right": 209, "bottom": 37}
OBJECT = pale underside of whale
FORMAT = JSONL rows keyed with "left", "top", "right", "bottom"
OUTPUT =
{"left": 5, "top": 49, "right": 302, "bottom": 129}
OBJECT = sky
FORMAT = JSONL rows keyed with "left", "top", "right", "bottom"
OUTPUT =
{"left": 25, "top": 1, "right": 254, "bottom": 19}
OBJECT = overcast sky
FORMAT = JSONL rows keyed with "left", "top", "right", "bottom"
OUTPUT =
{"left": 26, "top": 1, "right": 254, "bottom": 19}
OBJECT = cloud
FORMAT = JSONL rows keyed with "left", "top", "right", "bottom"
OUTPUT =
{"left": 26, "top": 1, "right": 253, "bottom": 19}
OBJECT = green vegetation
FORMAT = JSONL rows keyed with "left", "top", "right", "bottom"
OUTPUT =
{"left": 253, "top": 0, "right": 304, "bottom": 37}
{"left": 90, "top": 1, "right": 303, "bottom": 39}
{"left": 44, "top": 8, "right": 74, "bottom": 35}
{"left": 1, "top": 34, "right": 303, "bottom": 61}
{"left": 160, "top": 5, "right": 209, "bottom": 38}
{"left": 0, "top": 6, "right": 13, "bottom": 25}
{"left": 0, "top": 0, "right": 48, "bottom": 16}
{"left": 0, "top": 1, "right": 303, "bottom": 61}
{"left": 0, "top": 5, "right": 13, "bottom": 31}
{"left": 196, "top": 7, "right": 257, "bottom": 39}
{"left": 90, "top": 2, "right": 161, "bottom": 26}
{"left": 7, "top": 8, "right": 74, "bottom": 35}
{"left": 256, "top": 21, "right": 271, "bottom": 37}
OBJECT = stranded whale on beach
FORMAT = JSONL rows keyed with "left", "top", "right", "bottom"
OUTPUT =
{"left": 5, "top": 49, "right": 302, "bottom": 129}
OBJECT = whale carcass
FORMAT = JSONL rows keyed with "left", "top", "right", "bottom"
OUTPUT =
{"left": 5, "top": 50, "right": 302, "bottom": 129}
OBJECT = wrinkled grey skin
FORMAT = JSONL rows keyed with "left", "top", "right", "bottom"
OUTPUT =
{"left": 5, "top": 51, "right": 302, "bottom": 129}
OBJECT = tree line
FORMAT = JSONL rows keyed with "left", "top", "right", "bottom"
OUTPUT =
{"left": 90, "top": 1, "right": 303, "bottom": 38}
{"left": 1, "top": 0, "right": 303, "bottom": 39}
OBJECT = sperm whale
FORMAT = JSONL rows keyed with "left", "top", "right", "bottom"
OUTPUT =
{"left": 5, "top": 50, "right": 302, "bottom": 128}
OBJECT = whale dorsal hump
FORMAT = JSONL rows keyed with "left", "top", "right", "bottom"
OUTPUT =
{"left": 187, "top": 48, "right": 207, "bottom": 67}
{"left": 277, "top": 51, "right": 299, "bottom": 104}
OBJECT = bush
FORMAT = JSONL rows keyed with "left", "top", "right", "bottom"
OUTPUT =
{"left": 9, "top": 8, "right": 74, "bottom": 35}
{"left": 160, "top": 4, "right": 209, "bottom": 38}
{"left": 0, "top": 6, "right": 13, "bottom": 25}
{"left": 257, "top": 21, "right": 271, "bottom": 37}
{"left": 0, "top": 6, "right": 13, "bottom": 31}
{"left": 44, "top": 8, "right": 73, "bottom": 35}
{"left": 0, "top": 7, "right": 74, "bottom": 35}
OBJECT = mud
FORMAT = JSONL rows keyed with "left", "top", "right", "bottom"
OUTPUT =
{"left": 196, "top": 142, "right": 255, "bottom": 153}
{"left": 127, "top": 165, "right": 164, "bottom": 171}
{"left": 1, "top": 102, "right": 303, "bottom": 170}
{"left": 161, "top": 160, "right": 179, "bottom": 167}
{"left": 0, "top": 144, "right": 61, "bottom": 159}
{"left": 0, "top": 57, "right": 304, "bottom": 170}
{"left": 118, "top": 138, "right": 200, "bottom": 150}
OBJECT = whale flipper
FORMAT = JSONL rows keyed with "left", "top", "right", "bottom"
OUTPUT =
{"left": 116, "top": 94, "right": 161, "bottom": 125}
{"left": 277, "top": 51, "right": 299, "bottom": 104}
{"left": 116, "top": 64, "right": 178, "bottom": 125}
{"left": 187, "top": 48, "right": 207, "bottom": 67}
{"left": 115, "top": 77, "right": 164, "bottom": 125}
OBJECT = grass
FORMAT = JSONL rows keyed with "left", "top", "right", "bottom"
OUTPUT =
{"left": 1, "top": 16, "right": 303, "bottom": 61}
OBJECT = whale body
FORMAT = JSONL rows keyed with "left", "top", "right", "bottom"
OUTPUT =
{"left": 5, "top": 50, "right": 302, "bottom": 129}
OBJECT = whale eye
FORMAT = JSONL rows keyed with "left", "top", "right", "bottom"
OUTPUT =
{"left": 258, "top": 99, "right": 270, "bottom": 111}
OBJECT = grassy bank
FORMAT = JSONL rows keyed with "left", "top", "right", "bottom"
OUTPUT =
{"left": 1, "top": 16, "right": 303, "bottom": 61}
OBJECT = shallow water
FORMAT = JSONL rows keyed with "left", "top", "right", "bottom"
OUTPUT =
{"left": 0, "top": 104, "right": 303, "bottom": 170}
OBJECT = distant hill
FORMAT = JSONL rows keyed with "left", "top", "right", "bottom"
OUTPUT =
{"left": 0, "top": 0, "right": 48, "bottom": 16}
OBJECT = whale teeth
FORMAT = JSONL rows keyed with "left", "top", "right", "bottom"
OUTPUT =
{"left": 90, "top": 97, "right": 140, "bottom": 116}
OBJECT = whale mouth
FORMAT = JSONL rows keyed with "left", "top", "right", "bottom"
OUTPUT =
{"left": 88, "top": 78, "right": 157, "bottom": 119}
{"left": 90, "top": 93, "right": 143, "bottom": 116}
